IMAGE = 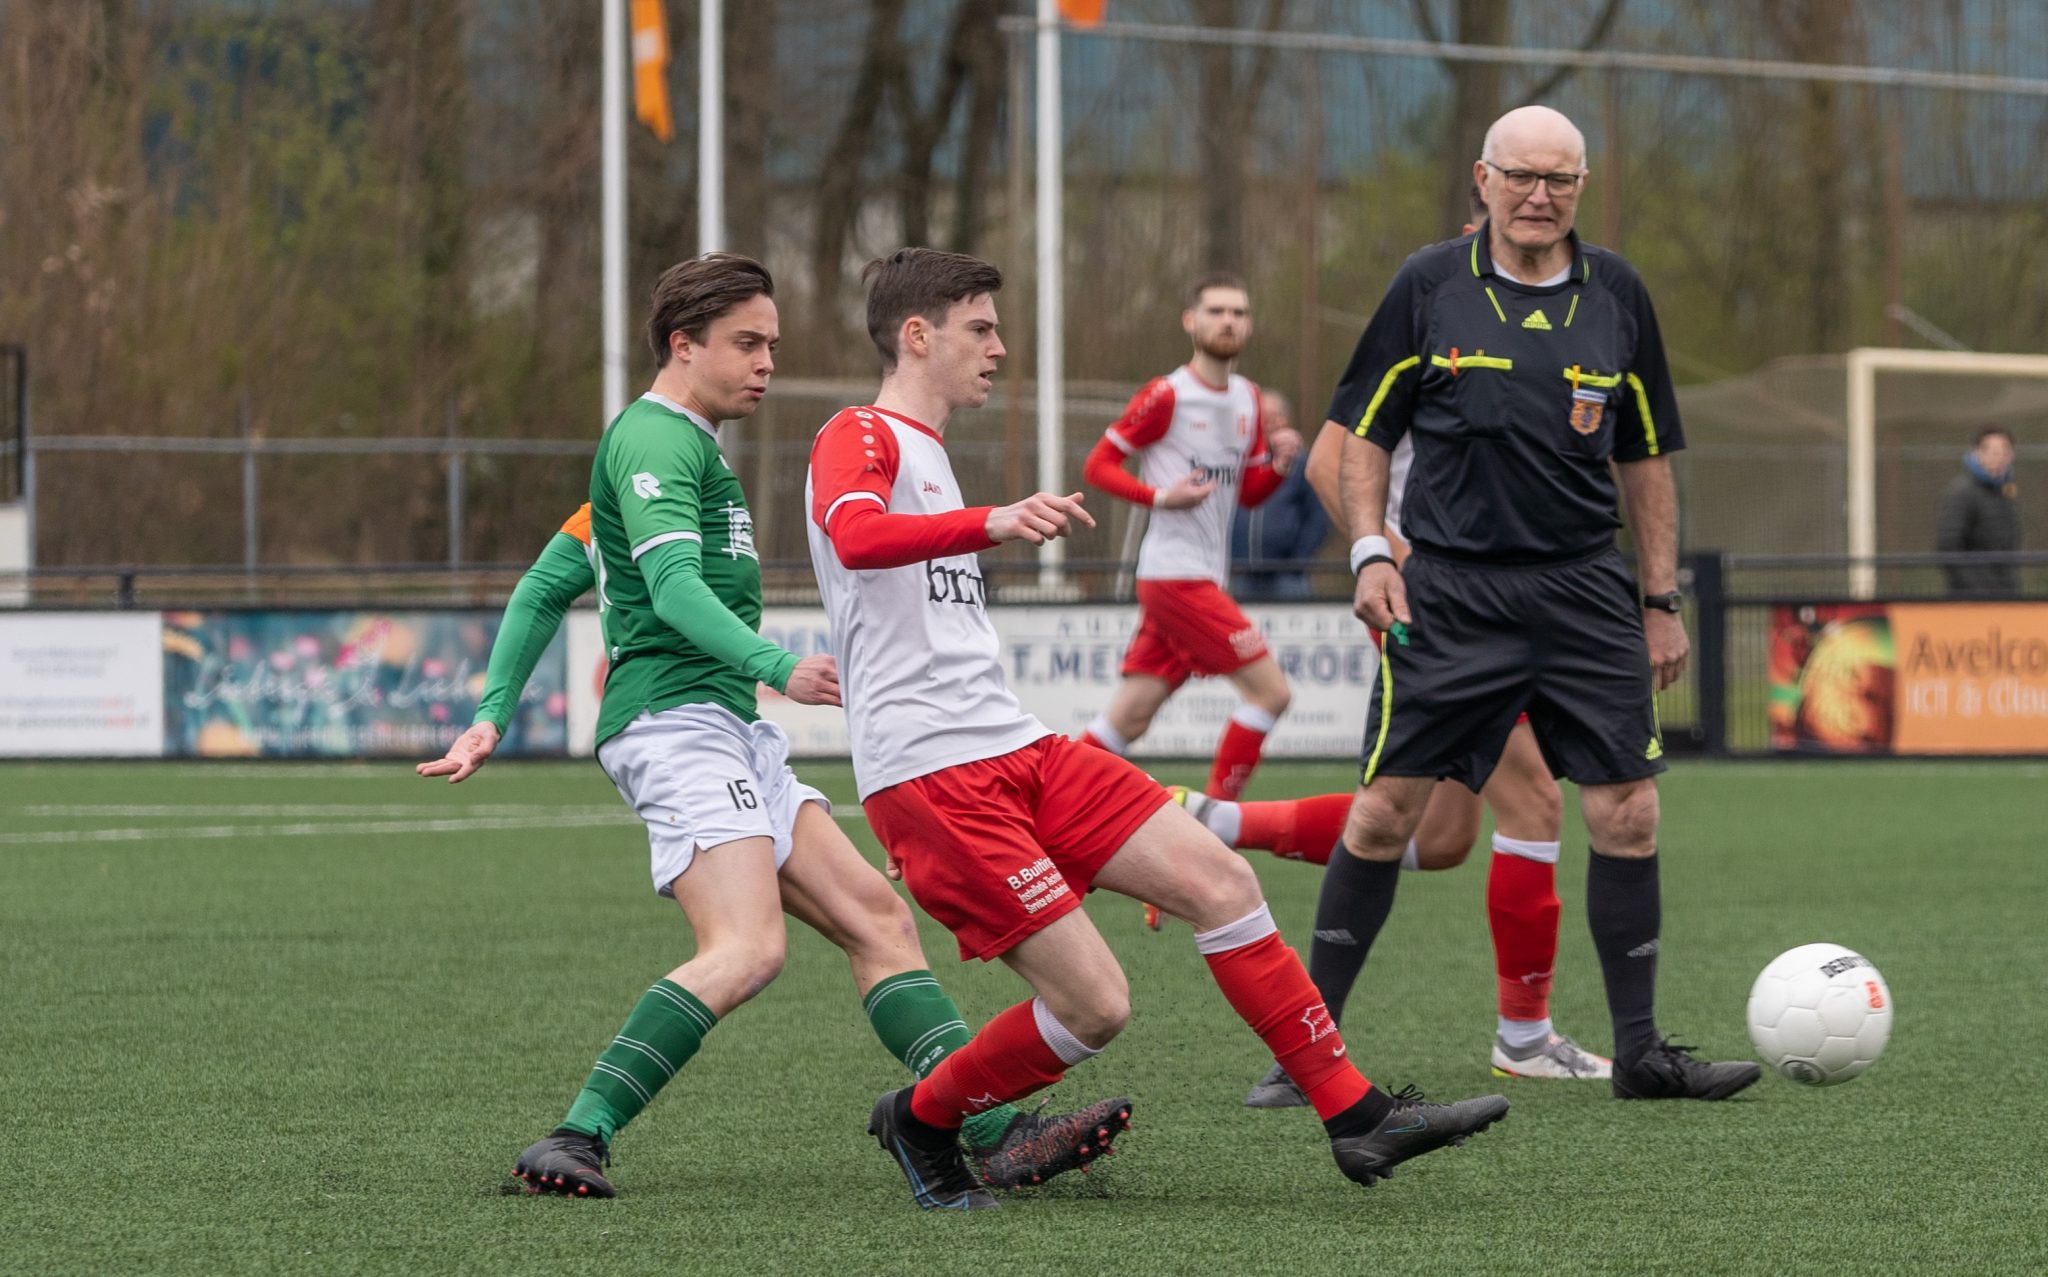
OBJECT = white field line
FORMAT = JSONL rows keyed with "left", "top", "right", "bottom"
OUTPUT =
{"left": 2, "top": 808, "right": 868, "bottom": 846}
{"left": 19, "top": 803, "right": 627, "bottom": 819}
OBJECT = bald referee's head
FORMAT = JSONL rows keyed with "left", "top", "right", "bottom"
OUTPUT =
{"left": 1475, "top": 105, "right": 1588, "bottom": 256}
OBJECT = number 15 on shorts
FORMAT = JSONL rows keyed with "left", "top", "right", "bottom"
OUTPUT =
{"left": 726, "top": 779, "right": 758, "bottom": 811}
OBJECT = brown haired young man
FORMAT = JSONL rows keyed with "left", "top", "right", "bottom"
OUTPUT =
{"left": 806, "top": 247, "right": 1508, "bottom": 1211}
{"left": 1078, "top": 272, "right": 1303, "bottom": 803}
{"left": 492, "top": 254, "right": 1126, "bottom": 1199}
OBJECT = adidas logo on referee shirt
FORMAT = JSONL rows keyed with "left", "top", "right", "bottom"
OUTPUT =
{"left": 1521, "top": 309, "right": 1552, "bottom": 330}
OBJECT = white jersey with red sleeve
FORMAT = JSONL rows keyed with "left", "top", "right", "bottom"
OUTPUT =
{"left": 1106, "top": 366, "right": 1266, "bottom": 584}
{"left": 805, "top": 406, "right": 1053, "bottom": 800}
{"left": 1385, "top": 433, "right": 1416, "bottom": 542}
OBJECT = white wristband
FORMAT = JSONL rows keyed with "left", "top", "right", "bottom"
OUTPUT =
{"left": 1348, "top": 535, "right": 1392, "bottom": 576}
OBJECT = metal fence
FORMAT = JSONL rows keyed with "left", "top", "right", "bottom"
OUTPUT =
{"left": 1, "top": 344, "right": 23, "bottom": 505}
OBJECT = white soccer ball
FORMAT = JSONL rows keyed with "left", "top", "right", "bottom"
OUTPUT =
{"left": 1746, "top": 943, "right": 1892, "bottom": 1086}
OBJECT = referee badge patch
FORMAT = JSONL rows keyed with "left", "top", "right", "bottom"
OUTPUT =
{"left": 1569, "top": 388, "right": 1607, "bottom": 435}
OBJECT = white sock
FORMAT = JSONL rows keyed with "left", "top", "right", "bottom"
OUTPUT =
{"left": 1032, "top": 997, "right": 1102, "bottom": 1065}
{"left": 1085, "top": 715, "right": 1128, "bottom": 755}
{"left": 1398, "top": 838, "right": 1420, "bottom": 871}
{"left": 1228, "top": 703, "right": 1279, "bottom": 733}
{"left": 1492, "top": 833, "right": 1561, "bottom": 864}
{"left": 1498, "top": 1016, "right": 1553, "bottom": 1050}
{"left": 1205, "top": 799, "right": 1242, "bottom": 845}
{"left": 1192, "top": 903, "right": 1278, "bottom": 954}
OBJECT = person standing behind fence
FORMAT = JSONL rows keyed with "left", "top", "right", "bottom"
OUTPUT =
{"left": 1936, "top": 425, "right": 2020, "bottom": 596}
{"left": 1231, "top": 391, "right": 1330, "bottom": 602}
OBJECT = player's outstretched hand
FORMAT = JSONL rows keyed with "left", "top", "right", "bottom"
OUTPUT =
{"left": 1268, "top": 426, "right": 1305, "bottom": 473}
{"left": 1353, "top": 561, "right": 1410, "bottom": 633}
{"left": 987, "top": 491, "right": 1095, "bottom": 545}
{"left": 1644, "top": 609, "right": 1689, "bottom": 690}
{"left": 1152, "top": 473, "right": 1217, "bottom": 510}
{"left": 784, "top": 653, "right": 842, "bottom": 707}
{"left": 416, "top": 720, "right": 501, "bottom": 784}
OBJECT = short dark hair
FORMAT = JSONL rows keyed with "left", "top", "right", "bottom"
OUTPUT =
{"left": 646, "top": 253, "right": 774, "bottom": 365}
{"left": 1185, "top": 271, "right": 1248, "bottom": 309}
{"left": 862, "top": 248, "right": 1004, "bottom": 372}
{"left": 1975, "top": 424, "right": 2014, "bottom": 447}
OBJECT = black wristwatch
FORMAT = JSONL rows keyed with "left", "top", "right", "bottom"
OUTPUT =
{"left": 1641, "top": 591, "right": 1683, "bottom": 614}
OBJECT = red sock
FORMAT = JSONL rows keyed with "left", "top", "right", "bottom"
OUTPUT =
{"left": 1236, "top": 793, "right": 1349, "bottom": 865}
{"left": 1207, "top": 720, "right": 1268, "bottom": 800}
{"left": 909, "top": 1000, "right": 1069, "bottom": 1129}
{"left": 1203, "top": 923, "right": 1370, "bottom": 1120}
{"left": 1487, "top": 846, "right": 1560, "bottom": 1021}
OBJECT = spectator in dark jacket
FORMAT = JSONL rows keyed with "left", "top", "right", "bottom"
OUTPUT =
{"left": 1936, "top": 424, "right": 2020, "bottom": 596}
{"left": 1232, "top": 391, "right": 1330, "bottom": 600}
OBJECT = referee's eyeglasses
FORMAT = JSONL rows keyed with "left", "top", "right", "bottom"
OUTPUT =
{"left": 1484, "top": 161, "right": 1583, "bottom": 197}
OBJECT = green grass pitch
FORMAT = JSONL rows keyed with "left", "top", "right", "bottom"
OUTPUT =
{"left": 5, "top": 758, "right": 2045, "bottom": 1275}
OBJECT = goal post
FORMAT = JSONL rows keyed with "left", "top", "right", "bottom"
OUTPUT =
{"left": 1845, "top": 347, "right": 2048, "bottom": 598}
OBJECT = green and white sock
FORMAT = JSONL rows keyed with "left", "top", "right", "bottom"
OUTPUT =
{"left": 862, "top": 969, "right": 1020, "bottom": 1148}
{"left": 560, "top": 979, "right": 717, "bottom": 1143}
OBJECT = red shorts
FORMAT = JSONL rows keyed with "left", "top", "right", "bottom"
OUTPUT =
{"left": 863, "top": 735, "right": 1171, "bottom": 961}
{"left": 1120, "top": 578, "right": 1269, "bottom": 688}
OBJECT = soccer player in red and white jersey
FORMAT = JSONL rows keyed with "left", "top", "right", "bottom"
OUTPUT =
{"left": 806, "top": 247, "right": 1508, "bottom": 1212}
{"left": 1078, "top": 274, "right": 1303, "bottom": 801}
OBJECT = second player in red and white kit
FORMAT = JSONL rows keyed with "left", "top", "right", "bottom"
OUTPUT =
{"left": 807, "top": 247, "right": 1508, "bottom": 1212}
{"left": 1080, "top": 274, "right": 1302, "bottom": 801}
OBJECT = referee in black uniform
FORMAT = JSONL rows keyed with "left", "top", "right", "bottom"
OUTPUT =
{"left": 1325, "top": 106, "right": 1757, "bottom": 1100}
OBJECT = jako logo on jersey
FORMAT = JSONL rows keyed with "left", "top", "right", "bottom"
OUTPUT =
{"left": 926, "top": 561, "right": 986, "bottom": 608}
{"left": 1301, "top": 1002, "right": 1337, "bottom": 1044}
{"left": 721, "top": 504, "right": 759, "bottom": 561}
{"left": 632, "top": 472, "right": 662, "bottom": 499}
{"left": 922, "top": 480, "right": 943, "bottom": 495}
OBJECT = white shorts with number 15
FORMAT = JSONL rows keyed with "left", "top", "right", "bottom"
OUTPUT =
{"left": 596, "top": 703, "right": 830, "bottom": 897}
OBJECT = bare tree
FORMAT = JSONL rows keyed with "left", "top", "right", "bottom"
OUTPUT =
{"left": 1409, "top": 0, "right": 1627, "bottom": 230}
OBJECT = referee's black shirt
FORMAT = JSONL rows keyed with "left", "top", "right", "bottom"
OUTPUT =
{"left": 1328, "top": 226, "right": 1684, "bottom": 564}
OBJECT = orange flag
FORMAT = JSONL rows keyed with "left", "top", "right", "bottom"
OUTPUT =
{"left": 630, "top": 0, "right": 674, "bottom": 143}
{"left": 1059, "top": 0, "right": 1108, "bottom": 26}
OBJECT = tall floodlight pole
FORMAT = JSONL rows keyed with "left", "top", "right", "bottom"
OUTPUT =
{"left": 699, "top": 0, "right": 725, "bottom": 253}
{"left": 601, "top": 0, "right": 629, "bottom": 421}
{"left": 1034, "top": 0, "right": 1065, "bottom": 587}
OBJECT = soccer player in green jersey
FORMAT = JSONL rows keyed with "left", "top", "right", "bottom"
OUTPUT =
{"left": 420, "top": 255, "right": 1127, "bottom": 1198}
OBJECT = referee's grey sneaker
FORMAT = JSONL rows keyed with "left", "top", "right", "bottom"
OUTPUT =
{"left": 1490, "top": 1032, "right": 1613, "bottom": 1079}
{"left": 1244, "top": 1062, "right": 1309, "bottom": 1109}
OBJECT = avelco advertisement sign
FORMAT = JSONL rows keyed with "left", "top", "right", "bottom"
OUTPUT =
{"left": 1769, "top": 602, "right": 2048, "bottom": 755}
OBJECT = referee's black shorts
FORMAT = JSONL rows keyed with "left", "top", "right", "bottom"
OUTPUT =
{"left": 1359, "top": 546, "right": 1667, "bottom": 791}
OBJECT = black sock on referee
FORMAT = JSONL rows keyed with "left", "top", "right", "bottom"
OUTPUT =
{"left": 1586, "top": 847, "right": 1662, "bottom": 1064}
{"left": 1306, "top": 852, "right": 1401, "bottom": 1028}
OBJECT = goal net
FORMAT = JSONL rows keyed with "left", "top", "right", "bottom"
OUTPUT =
{"left": 1674, "top": 349, "right": 2048, "bottom": 596}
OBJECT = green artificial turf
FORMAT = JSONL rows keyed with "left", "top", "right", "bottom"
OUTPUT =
{"left": 4, "top": 759, "right": 2044, "bottom": 1275}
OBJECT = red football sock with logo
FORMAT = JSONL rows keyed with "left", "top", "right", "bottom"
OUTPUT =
{"left": 1488, "top": 836, "right": 1562, "bottom": 1022}
{"left": 908, "top": 999, "right": 1072, "bottom": 1129}
{"left": 1208, "top": 705, "right": 1277, "bottom": 800}
{"left": 1197, "top": 907, "right": 1371, "bottom": 1120}
{"left": 1235, "top": 793, "right": 1350, "bottom": 865}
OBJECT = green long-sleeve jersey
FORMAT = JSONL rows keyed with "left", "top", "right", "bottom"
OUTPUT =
{"left": 588, "top": 393, "right": 796, "bottom": 745}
